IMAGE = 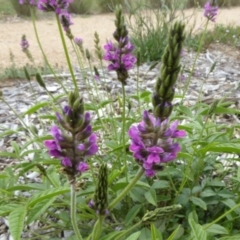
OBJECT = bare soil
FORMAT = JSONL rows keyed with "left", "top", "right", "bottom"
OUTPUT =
{"left": 0, "top": 7, "right": 240, "bottom": 71}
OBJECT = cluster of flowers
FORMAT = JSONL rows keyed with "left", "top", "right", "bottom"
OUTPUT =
{"left": 20, "top": 35, "right": 29, "bottom": 51}
{"left": 44, "top": 106, "right": 98, "bottom": 177}
{"left": 19, "top": 0, "right": 74, "bottom": 33}
{"left": 104, "top": 37, "right": 136, "bottom": 72}
{"left": 204, "top": 1, "right": 218, "bottom": 22}
{"left": 128, "top": 111, "right": 186, "bottom": 177}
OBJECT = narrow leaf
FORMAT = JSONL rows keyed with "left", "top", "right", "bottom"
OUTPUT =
{"left": 126, "top": 231, "right": 141, "bottom": 240}
{"left": 189, "top": 214, "right": 207, "bottom": 240}
{"left": 29, "top": 187, "right": 69, "bottom": 207}
{"left": 8, "top": 205, "right": 27, "bottom": 240}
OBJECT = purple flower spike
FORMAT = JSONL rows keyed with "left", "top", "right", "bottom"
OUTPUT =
{"left": 38, "top": 0, "right": 72, "bottom": 14}
{"left": 128, "top": 111, "right": 186, "bottom": 177}
{"left": 20, "top": 38, "right": 29, "bottom": 51}
{"left": 103, "top": 36, "right": 136, "bottom": 84}
{"left": 77, "top": 162, "right": 89, "bottom": 172}
{"left": 59, "top": 11, "right": 73, "bottom": 32}
{"left": 204, "top": 1, "right": 218, "bottom": 22}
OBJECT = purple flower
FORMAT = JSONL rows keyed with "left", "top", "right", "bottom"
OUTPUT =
{"left": 20, "top": 36, "right": 29, "bottom": 51}
{"left": 77, "top": 162, "right": 89, "bottom": 172}
{"left": 61, "top": 157, "right": 72, "bottom": 167}
{"left": 128, "top": 111, "right": 186, "bottom": 177}
{"left": 77, "top": 133, "right": 98, "bottom": 156}
{"left": 59, "top": 11, "right": 73, "bottom": 32}
{"left": 51, "top": 126, "right": 64, "bottom": 142}
{"left": 204, "top": 1, "right": 218, "bottom": 22}
{"left": 74, "top": 37, "right": 83, "bottom": 46}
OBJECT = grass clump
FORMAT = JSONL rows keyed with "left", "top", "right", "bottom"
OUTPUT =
{"left": 186, "top": 24, "right": 240, "bottom": 51}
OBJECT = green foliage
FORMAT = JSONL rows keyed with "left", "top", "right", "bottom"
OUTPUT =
{"left": 1, "top": 1, "right": 240, "bottom": 240}
{"left": 0, "top": 0, "right": 15, "bottom": 17}
{"left": 68, "top": 0, "right": 125, "bottom": 14}
{"left": 10, "top": 0, "right": 34, "bottom": 16}
{"left": 186, "top": 24, "right": 240, "bottom": 51}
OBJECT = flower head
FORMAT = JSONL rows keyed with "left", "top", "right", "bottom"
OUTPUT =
{"left": 128, "top": 111, "right": 186, "bottom": 177}
{"left": 20, "top": 35, "right": 29, "bottom": 51}
{"left": 204, "top": 1, "right": 218, "bottom": 22}
{"left": 103, "top": 5, "right": 136, "bottom": 85}
{"left": 37, "top": 0, "right": 72, "bottom": 14}
{"left": 59, "top": 11, "right": 73, "bottom": 32}
{"left": 74, "top": 37, "right": 83, "bottom": 46}
{"left": 44, "top": 92, "right": 98, "bottom": 179}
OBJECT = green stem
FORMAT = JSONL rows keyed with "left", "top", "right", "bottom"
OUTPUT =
{"left": 56, "top": 15, "right": 78, "bottom": 93}
{"left": 203, "top": 201, "right": 240, "bottom": 230}
{"left": 109, "top": 168, "right": 144, "bottom": 210}
{"left": 92, "top": 215, "right": 104, "bottom": 240}
{"left": 121, "top": 83, "right": 128, "bottom": 183}
{"left": 181, "top": 20, "right": 209, "bottom": 103}
{"left": 70, "top": 183, "right": 83, "bottom": 240}
{"left": 115, "top": 221, "right": 142, "bottom": 240}
{"left": 30, "top": 7, "right": 68, "bottom": 94}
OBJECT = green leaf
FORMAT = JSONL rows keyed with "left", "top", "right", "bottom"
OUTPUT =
{"left": 0, "top": 204, "right": 20, "bottom": 216}
{"left": 28, "top": 186, "right": 69, "bottom": 207}
{"left": 205, "top": 224, "right": 228, "bottom": 235}
{"left": 151, "top": 223, "right": 163, "bottom": 240}
{"left": 125, "top": 204, "right": 142, "bottom": 225}
{"left": 100, "top": 231, "right": 125, "bottom": 240}
{"left": 178, "top": 105, "right": 193, "bottom": 118}
{"left": 200, "top": 189, "right": 216, "bottom": 198}
{"left": 189, "top": 212, "right": 207, "bottom": 240}
{"left": 8, "top": 205, "right": 27, "bottom": 240}
{"left": 205, "top": 143, "right": 240, "bottom": 154}
{"left": 167, "top": 225, "right": 181, "bottom": 240}
{"left": 0, "top": 151, "right": 17, "bottom": 158}
{"left": 7, "top": 184, "right": 45, "bottom": 191}
{"left": 144, "top": 188, "right": 157, "bottom": 206}
{"left": 219, "top": 236, "right": 240, "bottom": 240}
{"left": 22, "top": 102, "right": 50, "bottom": 116}
{"left": 126, "top": 231, "right": 141, "bottom": 240}
{"left": 222, "top": 199, "right": 240, "bottom": 214}
{"left": 108, "top": 169, "right": 122, "bottom": 185}
{"left": 27, "top": 196, "right": 57, "bottom": 224}
{"left": 190, "top": 196, "right": 207, "bottom": 210}
{"left": 11, "top": 141, "right": 20, "bottom": 156}
{"left": 0, "top": 129, "right": 18, "bottom": 138}
{"left": 152, "top": 180, "right": 170, "bottom": 189}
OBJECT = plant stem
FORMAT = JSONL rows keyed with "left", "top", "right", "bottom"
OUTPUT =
{"left": 55, "top": 15, "right": 79, "bottom": 93}
{"left": 30, "top": 7, "right": 68, "bottom": 94}
{"left": 115, "top": 221, "right": 142, "bottom": 240}
{"left": 121, "top": 82, "right": 128, "bottom": 183}
{"left": 70, "top": 183, "right": 83, "bottom": 240}
{"left": 181, "top": 20, "right": 209, "bottom": 103}
{"left": 109, "top": 168, "right": 144, "bottom": 210}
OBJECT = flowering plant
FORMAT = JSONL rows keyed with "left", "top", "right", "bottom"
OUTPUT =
{"left": 4, "top": 1, "right": 240, "bottom": 240}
